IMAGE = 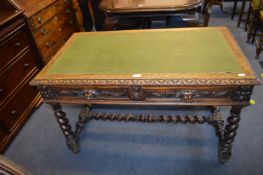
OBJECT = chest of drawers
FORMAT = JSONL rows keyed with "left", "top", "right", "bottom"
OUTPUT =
{"left": 11, "top": 0, "right": 78, "bottom": 64}
{"left": 0, "top": 1, "right": 42, "bottom": 152}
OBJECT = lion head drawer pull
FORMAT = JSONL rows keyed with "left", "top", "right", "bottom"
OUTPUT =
{"left": 128, "top": 86, "right": 144, "bottom": 101}
{"left": 10, "top": 110, "right": 17, "bottom": 116}
{"left": 84, "top": 90, "right": 96, "bottom": 100}
{"left": 181, "top": 91, "right": 194, "bottom": 103}
{"left": 14, "top": 42, "right": 21, "bottom": 47}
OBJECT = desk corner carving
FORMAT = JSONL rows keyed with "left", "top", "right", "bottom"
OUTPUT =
{"left": 231, "top": 85, "right": 253, "bottom": 102}
{"left": 38, "top": 86, "right": 58, "bottom": 99}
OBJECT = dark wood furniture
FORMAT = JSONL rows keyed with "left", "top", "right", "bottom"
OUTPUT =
{"left": 231, "top": 0, "right": 239, "bottom": 20}
{"left": 72, "top": 0, "right": 85, "bottom": 31}
{"left": 10, "top": 0, "right": 78, "bottom": 64}
{"left": 234, "top": 0, "right": 251, "bottom": 29}
{"left": 247, "top": 0, "right": 262, "bottom": 43}
{"left": 0, "top": 0, "right": 42, "bottom": 152}
{"left": 209, "top": 0, "right": 224, "bottom": 12}
{"left": 31, "top": 27, "right": 260, "bottom": 163}
{"left": 255, "top": 11, "right": 263, "bottom": 59}
{"left": 99, "top": 0, "right": 211, "bottom": 30}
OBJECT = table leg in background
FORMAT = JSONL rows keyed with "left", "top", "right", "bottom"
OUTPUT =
{"left": 237, "top": 0, "right": 246, "bottom": 27}
{"left": 104, "top": 17, "right": 118, "bottom": 30}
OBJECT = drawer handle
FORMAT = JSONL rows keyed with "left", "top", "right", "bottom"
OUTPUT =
{"left": 45, "top": 41, "right": 55, "bottom": 48}
{"left": 41, "top": 28, "right": 48, "bottom": 35}
{"left": 10, "top": 110, "right": 17, "bottom": 115}
{"left": 0, "top": 88, "right": 3, "bottom": 94}
{"left": 38, "top": 17, "right": 44, "bottom": 23}
{"left": 24, "top": 63, "right": 30, "bottom": 68}
{"left": 14, "top": 42, "right": 21, "bottom": 47}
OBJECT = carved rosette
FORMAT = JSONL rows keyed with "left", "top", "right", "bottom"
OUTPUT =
{"left": 128, "top": 86, "right": 144, "bottom": 101}
{"left": 181, "top": 91, "right": 194, "bottom": 103}
{"left": 38, "top": 86, "right": 58, "bottom": 99}
{"left": 231, "top": 86, "right": 253, "bottom": 102}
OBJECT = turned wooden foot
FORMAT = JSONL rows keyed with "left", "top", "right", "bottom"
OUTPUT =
{"left": 219, "top": 106, "right": 242, "bottom": 163}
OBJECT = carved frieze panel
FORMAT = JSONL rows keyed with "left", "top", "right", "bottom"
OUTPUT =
{"left": 59, "top": 89, "right": 129, "bottom": 100}
{"left": 38, "top": 85, "right": 235, "bottom": 104}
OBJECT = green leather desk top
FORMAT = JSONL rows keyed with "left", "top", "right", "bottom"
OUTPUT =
{"left": 47, "top": 28, "right": 244, "bottom": 75}
{"left": 31, "top": 27, "right": 260, "bottom": 86}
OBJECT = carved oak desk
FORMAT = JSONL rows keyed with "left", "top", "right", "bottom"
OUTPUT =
{"left": 99, "top": 0, "right": 210, "bottom": 30}
{"left": 30, "top": 27, "right": 260, "bottom": 163}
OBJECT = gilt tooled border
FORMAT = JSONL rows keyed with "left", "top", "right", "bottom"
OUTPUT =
{"left": 31, "top": 79, "right": 260, "bottom": 86}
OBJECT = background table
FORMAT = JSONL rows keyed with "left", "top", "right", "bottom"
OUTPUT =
{"left": 99, "top": 0, "right": 210, "bottom": 30}
{"left": 31, "top": 27, "right": 260, "bottom": 163}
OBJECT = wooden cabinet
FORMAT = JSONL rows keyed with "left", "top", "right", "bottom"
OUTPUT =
{"left": 10, "top": 0, "right": 78, "bottom": 64}
{"left": 0, "top": 0, "right": 42, "bottom": 152}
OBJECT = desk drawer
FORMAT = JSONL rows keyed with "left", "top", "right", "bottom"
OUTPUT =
{"left": 0, "top": 50, "right": 37, "bottom": 105}
{"left": 42, "top": 39, "right": 67, "bottom": 64}
{"left": 0, "top": 78, "right": 38, "bottom": 131}
{"left": 30, "top": 0, "right": 67, "bottom": 30}
{"left": 42, "top": 86, "right": 234, "bottom": 104}
{"left": 0, "top": 26, "right": 29, "bottom": 71}
{"left": 33, "top": 10, "right": 72, "bottom": 45}
{"left": 38, "top": 21, "right": 75, "bottom": 61}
